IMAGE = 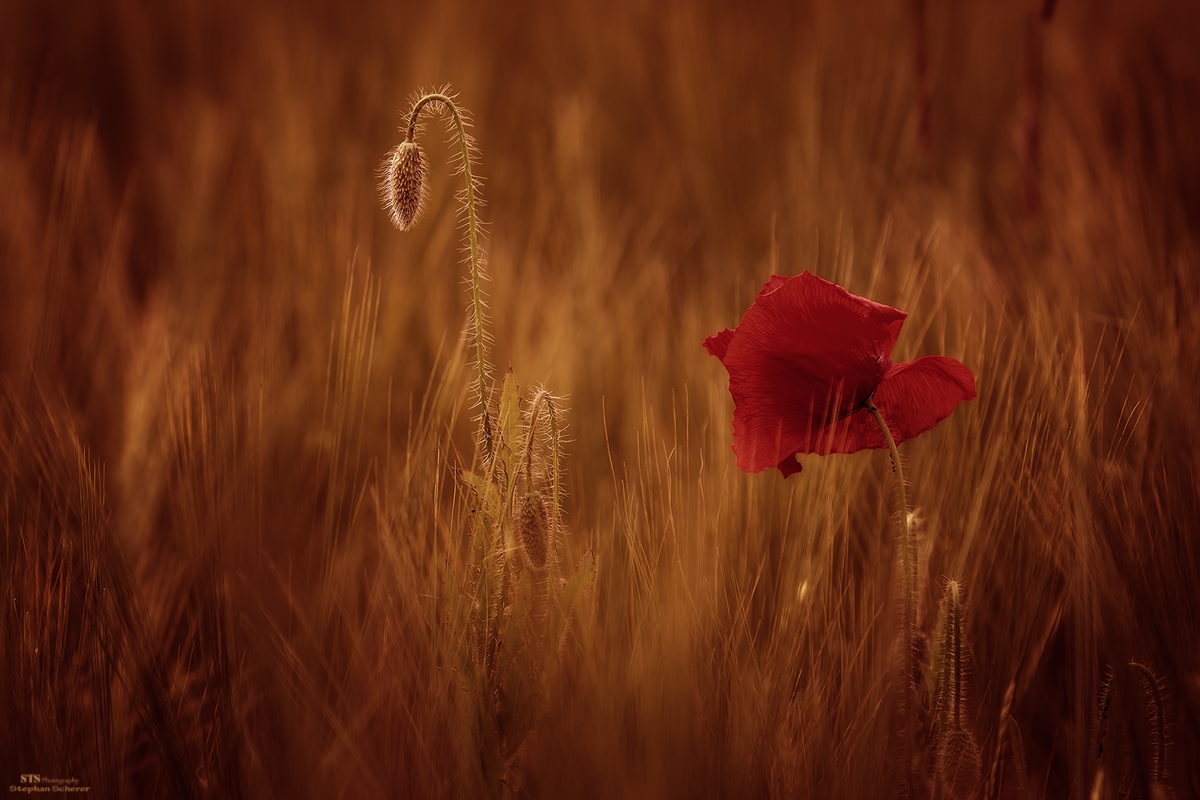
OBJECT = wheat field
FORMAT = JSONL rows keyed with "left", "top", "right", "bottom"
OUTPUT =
{"left": 2, "top": 0, "right": 1198, "bottom": 797}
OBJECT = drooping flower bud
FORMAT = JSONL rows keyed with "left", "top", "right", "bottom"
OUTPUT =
{"left": 381, "top": 140, "right": 427, "bottom": 231}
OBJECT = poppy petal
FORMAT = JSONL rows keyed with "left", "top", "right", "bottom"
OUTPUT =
{"left": 872, "top": 356, "right": 978, "bottom": 444}
{"left": 705, "top": 272, "right": 976, "bottom": 477}
{"left": 802, "top": 407, "right": 887, "bottom": 454}
{"left": 719, "top": 272, "right": 907, "bottom": 472}
{"left": 779, "top": 356, "right": 978, "bottom": 458}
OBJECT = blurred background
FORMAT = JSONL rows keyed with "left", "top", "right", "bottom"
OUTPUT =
{"left": 2, "top": 0, "right": 1199, "bottom": 797}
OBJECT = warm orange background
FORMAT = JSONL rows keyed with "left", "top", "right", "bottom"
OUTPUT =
{"left": 2, "top": 1, "right": 1198, "bottom": 797}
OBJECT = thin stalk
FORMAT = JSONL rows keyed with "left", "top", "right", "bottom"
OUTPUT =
{"left": 519, "top": 392, "right": 548, "bottom": 497}
{"left": 407, "top": 93, "right": 492, "bottom": 460}
{"left": 865, "top": 395, "right": 916, "bottom": 795}
{"left": 545, "top": 395, "right": 561, "bottom": 582}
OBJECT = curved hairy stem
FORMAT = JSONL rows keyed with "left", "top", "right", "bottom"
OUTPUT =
{"left": 407, "top": 93, "right": 492, "bottom": 461}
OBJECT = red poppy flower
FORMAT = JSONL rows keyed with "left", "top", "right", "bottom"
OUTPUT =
{"left": 704, "top": 272, "right": 976, "bottom": 477}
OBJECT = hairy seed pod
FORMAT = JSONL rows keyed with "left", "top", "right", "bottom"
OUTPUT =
{"left": 934, "top": 580, "right": 981, "bottom": 799}
{"left": 937, "top": 729, "right": 982, "bottom": 800}
{"left": 382, "top": 140, "right": 427, "bottom": 231}
{"left": 516, "top": 492, "right": 548, "bottom": 569}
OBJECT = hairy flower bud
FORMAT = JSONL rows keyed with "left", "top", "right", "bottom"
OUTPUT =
{"left": 381, "top": 140, "right": 427, "bottom": 231}
{"left": 516, "top": 492, "right": 549, "bottom": 570}
{"left": 937, "top": 729, "right": 983, "bottom": 800}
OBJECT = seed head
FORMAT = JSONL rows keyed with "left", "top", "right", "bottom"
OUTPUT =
{"left": 937, "top": 729, "right": 982, "bottom": 800}
{"left": 934, "top": 580, "right": 981, "bottom": 799}
{"left": 516, "top": 492, "right": 549, "bottom": 570}
{"left": 382, "top": 140, "right": 427, "bottom": 231}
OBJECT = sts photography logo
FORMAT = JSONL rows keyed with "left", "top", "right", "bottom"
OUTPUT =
{"left": 9, "top": 774, "right": 91, "bottom": 793}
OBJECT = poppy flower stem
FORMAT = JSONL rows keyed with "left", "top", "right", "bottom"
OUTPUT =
{"left": 864, "top": 395, "right": 918, "bottom": 794}
{"left": 863, "top": 397, "right": 909, "bottom": 531}
{"left": 406, "top": 92, "right": 493, "bottom": 463}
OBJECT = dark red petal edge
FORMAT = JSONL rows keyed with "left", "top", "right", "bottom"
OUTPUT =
{"left": 775, "top": 454, "right": 804, "bottom": 477}
{"left": 703, "top": 328, "right": 736, "bottom": 361}
{"left": 761, "top": 274, "right": 789, "bottom": 296}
